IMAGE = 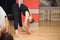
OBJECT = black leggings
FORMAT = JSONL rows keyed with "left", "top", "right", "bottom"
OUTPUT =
{"left": 14, "top": 13, "right": 22, "bottom": 30}
{"left": 12, "top": 4, "right": 22, "bottom": 30}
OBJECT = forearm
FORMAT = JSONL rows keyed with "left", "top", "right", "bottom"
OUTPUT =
{"left": 4, "top": 17, "right": 9, "bottom": 32}
{"left": 0, "top": 28, "right": 2, "bottom": 37}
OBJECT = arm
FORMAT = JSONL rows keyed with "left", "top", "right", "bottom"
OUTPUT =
{"left": 4, "top": 16, "right": 9, "bottom": 32}
{"left": 24, "top": 11, "right": 30, "bottom": 33}
{"left": 24, "top": 11, "right": 29, "bottom": 25}
{"left": 0, "top": 28, "right": 2, "bottom": 37}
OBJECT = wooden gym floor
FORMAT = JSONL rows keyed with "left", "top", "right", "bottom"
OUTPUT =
{"left": 8, "top": 21, "right": 60, "bottom": 40}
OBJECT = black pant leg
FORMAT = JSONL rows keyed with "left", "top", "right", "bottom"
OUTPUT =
{"left": 12, "top": 4, "right": 20, "bottom": 30}
{"left": 19, "top": 13, "right": 22, "bottom": 27}
{"left": 14, "top": 15, "right": 19, "bottom": 30}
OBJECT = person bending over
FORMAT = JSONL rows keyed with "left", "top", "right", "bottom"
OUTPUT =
{"left": 0, "top": 6, "right": 9, "bottom": 37}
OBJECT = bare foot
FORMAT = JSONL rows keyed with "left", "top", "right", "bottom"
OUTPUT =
{"left": 26, "top": 31, "right": 31, "bottom": 35}
{"left": 20, "top": 27, "right": 25, "bottom": 32}
{"left": 21, "top": 29, "right": 26, "bottom": 32}
{"left": 15, "top": 30, "right": 23, "bottom": 38}
{"left": 14, "top": 34, "right": 23, "bottom": 38}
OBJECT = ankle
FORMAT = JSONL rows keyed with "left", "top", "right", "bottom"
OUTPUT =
{"left": 15, "top": 30, "right": 19, "bottom": 35}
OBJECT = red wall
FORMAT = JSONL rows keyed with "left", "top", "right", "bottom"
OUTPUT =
{"left": 16, "top": 0, "right": 18, "bottom": 4}
{"left": 23, "top": 0, "right": 39, "bottom": 9}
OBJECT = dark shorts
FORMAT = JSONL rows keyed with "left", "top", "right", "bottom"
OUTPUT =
{"left": 20, "top": 4, "right": 29, "bottom": 16}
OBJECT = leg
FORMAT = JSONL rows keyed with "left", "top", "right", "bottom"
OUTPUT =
{"left": 19, "top": 14, "right": 25, "bottom": 32}
{"left": 12, "top": 4, "right": 22, "bottom": 37}
{"left": 13, "top": 14, "right": 22, "bottom": 37}
{"left": 19, "top": 14, "right": 22, "bottom": 28}
{"left": 14, "top": 16, "right": 19, "bottom": 35}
